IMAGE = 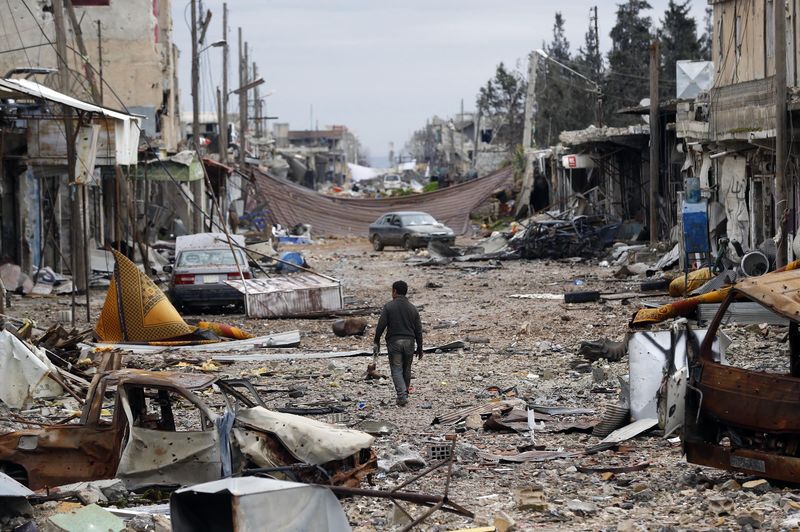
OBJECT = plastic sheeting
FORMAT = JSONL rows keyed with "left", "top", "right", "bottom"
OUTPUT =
{"left": 171, "top": 477, "right": 351, "bottom": 532}
{"left": 254, "top": 167, "right": 513, "bottom": 236}
{"left": 0, "top": 330, "right": 63, "bottom": 409}
{"left": 234, "top": 406, "right": 374, "bottom": 465}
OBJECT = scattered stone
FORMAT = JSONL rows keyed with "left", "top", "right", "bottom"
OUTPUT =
{"left": 742, "top": 479, "right": 770, "bottom": 494}
{"left": 566, "top": 499, "right": 597, "bottom": 515}
{"left": 465, "top": 414, "right": 483, "bottom": 430}
{"left": 719, "top": 479, "right": 741, "bottom": 491}
{"left": 708, "top": 496, "right": 734, "bottom": 516}
{"left": 425, "top": 281, "right": 443, "bottom": 289}
{"left": 466, "top": 336, "right": 490, "bottom": 344}
{"left": 515, "top": 487, "right": 547, "bottom": 512}
{"left": 377, "top": 443, "right": 426, "bottom": 472}
{"left": 494, "top": 511, "right": 516, "bottom": 532}
{"left": 736, "top": 511, "right": 764, "bottom": 529}
{"left": 75, "top": 485, "right": 108, "bottom": 505}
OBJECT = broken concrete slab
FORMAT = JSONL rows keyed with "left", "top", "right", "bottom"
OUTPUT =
{"left": 47, "top": 504, "right": 125, "bottom": 532}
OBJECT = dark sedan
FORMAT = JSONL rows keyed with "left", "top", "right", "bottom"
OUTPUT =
{"left": 368, "top": 211, "right": 455, "bottom": 251}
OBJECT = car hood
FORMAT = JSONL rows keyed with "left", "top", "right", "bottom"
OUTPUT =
{"left": 407, "top": 224, "right": 453, "bottom": 235}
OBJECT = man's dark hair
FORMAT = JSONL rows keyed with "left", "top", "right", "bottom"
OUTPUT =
{"left": 392, "top": 280, "right": 408, "bottom": 295}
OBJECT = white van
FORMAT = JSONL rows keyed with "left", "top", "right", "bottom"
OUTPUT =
{"left": 382, "top": 174, "right": 403, "bottom": 191}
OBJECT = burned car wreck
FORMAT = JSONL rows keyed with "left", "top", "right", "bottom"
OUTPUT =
{"left": 0, "top": 367, "right": 376, "bottom": 490}
{"left": 683, "top": 270, "right": 800, "bottom": 482}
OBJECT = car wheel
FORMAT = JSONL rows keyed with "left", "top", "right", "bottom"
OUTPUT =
{"left": 372, "top": 235, "right": 384, "bottom": 251}
{"left": 403, "top": 235, "right": 414, "bottom": 250}
{"left": 0, "top": 462, "right": 28, "bottom": 486}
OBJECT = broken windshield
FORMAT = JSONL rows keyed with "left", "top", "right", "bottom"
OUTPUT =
{"left": 402, "top": 214, "right": 437, "bottom": 226}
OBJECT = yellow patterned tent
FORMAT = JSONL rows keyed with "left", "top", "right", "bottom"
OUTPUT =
{"left": 95, "top": 250, "right": 196, "bottom": 342}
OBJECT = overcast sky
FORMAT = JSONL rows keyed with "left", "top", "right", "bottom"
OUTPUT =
{"left": 173, "top": 0, "right": 708, "bottom": 165}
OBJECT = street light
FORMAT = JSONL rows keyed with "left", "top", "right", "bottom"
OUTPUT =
{"left": 230, "top": 77, "right": 264, "bottom": 95}
{"left": 199, "top": 39, "right": 226, "bottom": 55}
{"left": 535, "top": 49, "right": 603, "bottom": 126}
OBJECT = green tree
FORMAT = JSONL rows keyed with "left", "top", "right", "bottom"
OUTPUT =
{"left": 660, "top": 0, "right": 703, "bottom": 99}
{"left": 575, "top": 9, "right": 605, "bottom": 125}
{"left": 605, "top": 0, "right": 653, "bottom": 126}
{"left": 700, "top": 6, "right": 713, "bottom": 61}
{"left": 476, "top": 62, "right": 527, "bottom": 148}
{"left": 536, "top": 12, "right": 583, "bottom": 145}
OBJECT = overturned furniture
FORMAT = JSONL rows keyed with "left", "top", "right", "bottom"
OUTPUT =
{"left": 0, "top": 368, "right": 375, "bottom": 490}
{"left": 684, "top": 270, "right": 800, "bottom": 482}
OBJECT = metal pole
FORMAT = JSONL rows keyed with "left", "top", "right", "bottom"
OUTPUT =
{"left": 64, "top": 0, "right": 100, "bottom": 103}
{"left": 776, "top": 0, "right": 789, "bottom": 267}
{"left": 190, "top": 0, "right": 203, "bottom": 232}
{"left": 238, "top": 28, "right": 246, "bottom": 167}
{"left": 220, "top": 3, "right": 228, "bottom": 164}
{"left": 53, "top": 0, "right": 85, "bottom": 326}
{"left": 96, "top": 21, "right": 103, "bottom": 104}
{"left": 649, "top": 40, "right": 660, "bottom": 244}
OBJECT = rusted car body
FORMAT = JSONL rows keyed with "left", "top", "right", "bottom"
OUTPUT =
{"left": 684, "top": 270, "right": 800, "bottom": 482}
{"left": 0, "top": 370, "right": 375, "bottom": 490}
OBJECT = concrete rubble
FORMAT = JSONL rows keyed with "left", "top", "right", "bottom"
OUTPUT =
{"left": 0, "top": 235, "right": 799, "bottom": 530}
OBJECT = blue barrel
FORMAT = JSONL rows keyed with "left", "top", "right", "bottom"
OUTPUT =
{"left": 276, "top": 251, "right": 305, "bottom": 272}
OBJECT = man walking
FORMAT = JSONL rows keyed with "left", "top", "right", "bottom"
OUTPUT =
{"left": 373, "top": 281, "right": 423, "bottom": 406}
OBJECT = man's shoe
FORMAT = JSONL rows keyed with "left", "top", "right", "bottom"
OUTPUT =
{"left": 396, "top": 397, "right": 408, "bottom": 406}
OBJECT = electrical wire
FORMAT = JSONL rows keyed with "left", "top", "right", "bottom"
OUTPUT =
{"left": 14, "top": 0, "right": 228, "bottom": 232}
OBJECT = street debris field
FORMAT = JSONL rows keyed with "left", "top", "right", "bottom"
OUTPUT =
{"left": 4, "top": 237, "right": 800, "bottom": 531}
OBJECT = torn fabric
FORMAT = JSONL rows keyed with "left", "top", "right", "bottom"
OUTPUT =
{"left": 95, "top": 250, "right": 195, "bottom": 342}
{"left": 253, "top": 167, "right": 514, "bottom": 236}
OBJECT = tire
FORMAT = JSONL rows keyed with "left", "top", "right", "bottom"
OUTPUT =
{"left": 564, "top": 291, "right": 601, "bottom": 304}
{"left": 372, "top": 235, "right": 384, "bottom": 251}
{"left": 403, "top": 235, "right": 413, "bottom": 250}
{"left": 641, "top": 279, "right": 670, "bottom": 292}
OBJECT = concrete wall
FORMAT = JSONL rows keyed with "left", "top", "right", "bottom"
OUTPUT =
{"left": 0, "top": 0, "right": 180, "bottom": 151}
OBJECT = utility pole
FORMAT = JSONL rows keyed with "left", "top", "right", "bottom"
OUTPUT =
{"left": 238, "top": 28, "right": 247, "bottom": 166}
{"left": 591, "top": 5, "right": 602, "bottom": 126}
{"left": 776, "top": 0, "right": 789, "bottom": 266}
{"left": 253, "top": 62, "right": 260, "bottom": 138}
{"left": 64, "top": 0, "right": 100, "bottom": 103}
{"left": 96, "top": 21, "right": 103, "bottom": 104}
{"left": 53, "top": 0, "right": 86, "bottom": 324}
{"left": 190, "top": 0, "right": 204, "bottom": 232}
{"left": 219, "top": 2, "right": 228, "bottom": 163}
{"left": 516, "top": 50, "right": 539, "bottom": 217}
{"left": 649, "top": 40, "right": 660, "bottom": 244}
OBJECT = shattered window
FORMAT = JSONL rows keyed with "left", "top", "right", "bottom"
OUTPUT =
{"left": 177, "top": 249, "right": 244, "bottom": 268}
{"left": 401, "top": 214, "right": 437, "bottom": 226}
{"left": 126, "top": 386, "right": 212, "bottom": 432}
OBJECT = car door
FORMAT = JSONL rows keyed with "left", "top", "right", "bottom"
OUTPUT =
{"left": 387, "top": 215, "right": 404, "bottom": 245}
{"left": 116, "top": 383, "right": 223, "bottom": 489}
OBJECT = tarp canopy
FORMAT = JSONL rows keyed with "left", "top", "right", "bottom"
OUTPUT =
{"left": 0, "top": 78, "right": 141, "bottom": 165}
{"left": 133, "top": 151, "right": 203, "bottom": 182}
{"left": 254, "top": 167, "right": 514, "bottom": 235}
{"left": 347, "top": 163, "right": 381, "bottom": 182}
{"left": 95, "top": 250, "right": 196, "bottom": 342}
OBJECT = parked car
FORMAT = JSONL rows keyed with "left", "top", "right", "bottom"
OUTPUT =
{"left": 382, "top": 173, "right": 403, "bottom": 191}
{"left": 368, "top": 211, "right": 455, "bottom": 251}
{"left": 165, "top": 233, "right": 252, "bottom": 311}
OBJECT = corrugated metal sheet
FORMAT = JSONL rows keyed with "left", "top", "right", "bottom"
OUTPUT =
{"left": 252, "top": 167, "right": 514, "bottom": 236}
{"left": 227, "top": 273, "right": 343, "bottom": 318}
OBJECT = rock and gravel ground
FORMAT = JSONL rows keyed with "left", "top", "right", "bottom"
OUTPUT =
{"left": 4, "top": 236, "right": 800, "bottom": 531}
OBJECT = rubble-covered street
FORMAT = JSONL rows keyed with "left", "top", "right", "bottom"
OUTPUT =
{"left": 4, "top": 237, "right": 799, "bottom": 531}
